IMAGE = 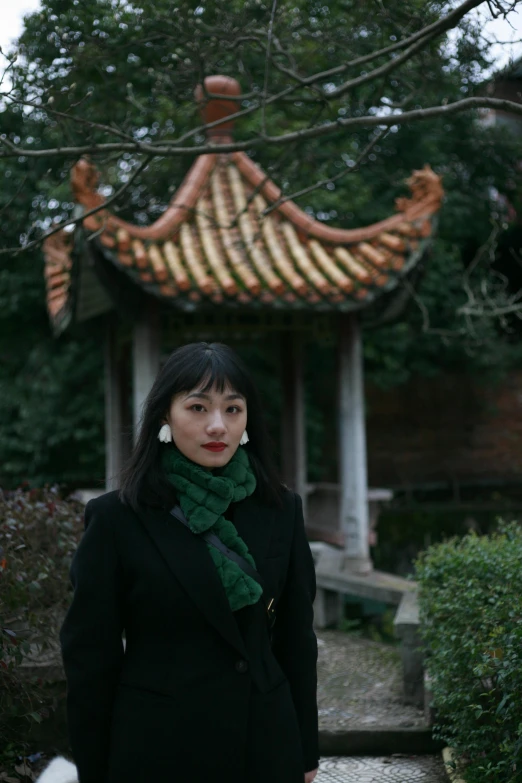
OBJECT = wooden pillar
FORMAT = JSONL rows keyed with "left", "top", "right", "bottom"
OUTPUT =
{"left": 280, "top": 331, "right": 307, "bottom": 519}
{"left": 104, "top": 317, "right": 123, "bottom": 491}
{"left": 338, "top": 313, "right": 372, "bottom": 573}
{"left": 133, "top": 299, "right": 160, "bottom": 441}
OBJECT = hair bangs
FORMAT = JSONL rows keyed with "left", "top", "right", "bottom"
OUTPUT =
{"left": 175, "top": 346, "right": 249, "bottom": 400}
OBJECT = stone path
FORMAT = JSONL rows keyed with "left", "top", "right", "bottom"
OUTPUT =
{"left": 317, "top": 630, "right": 425, "bottom": 730}
{"left": 318, "top": 755, "right": 447, "bottom": 782}
{"left": 315, "top": 632, "right": 447, "bottom": 780}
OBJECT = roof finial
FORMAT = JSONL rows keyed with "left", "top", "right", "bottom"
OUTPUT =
{"left": 194, "top": 75, "right": 241, "bottom": 142}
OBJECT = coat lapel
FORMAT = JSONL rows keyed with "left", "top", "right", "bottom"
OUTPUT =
{"left": 136, "top": 503, "right": 248, "bottom": 659}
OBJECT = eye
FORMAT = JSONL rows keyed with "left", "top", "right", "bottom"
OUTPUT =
{"left": 190, "top": 404, "right": 206, "bottom": 412}
{"left": 227, "top": 405, "right": 243, "bottom": 414}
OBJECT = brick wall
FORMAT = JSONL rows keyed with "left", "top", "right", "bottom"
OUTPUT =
{"left": 365, "top": 371, "right": 522, "bottom": 487}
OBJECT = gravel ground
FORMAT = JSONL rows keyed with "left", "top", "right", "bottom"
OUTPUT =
{"left": 317, "top": 630, "right": 426, "bottom": 731}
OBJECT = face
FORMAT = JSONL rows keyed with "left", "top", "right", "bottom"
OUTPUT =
{"left": 166, "top": 383, "right": 247, "bottom": 469}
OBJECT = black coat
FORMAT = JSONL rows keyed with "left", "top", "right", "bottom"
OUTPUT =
{"left": 59, "top": 487, "right": 319, "bottom": 783}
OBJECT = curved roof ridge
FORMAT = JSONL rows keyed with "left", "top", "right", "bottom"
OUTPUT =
{"left": 233, "top": 152, "right": 444, "bottom": 244}
{"left": 72, "top": 154, "right": 216, "bottom": 241}
{"left": 71, "top": 150, "right": 443, "bottom": 247}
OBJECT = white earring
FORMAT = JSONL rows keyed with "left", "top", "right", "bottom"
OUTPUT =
{"left": 158, "top": 423, "right": 172, "bottom": 443}
{"left": 239, "top": 430, "right": 249, "bottom": 446}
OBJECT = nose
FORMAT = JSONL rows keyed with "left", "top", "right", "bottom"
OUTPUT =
{"left": 206, "top": 410, "right": 227, "bottom": 437}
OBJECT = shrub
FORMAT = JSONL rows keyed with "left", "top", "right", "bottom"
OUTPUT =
{"left": 0, "top": 486, "right": 84, "bottom": 762}
{"left": 415, "top": 521, "right": 522, "bottom": 783}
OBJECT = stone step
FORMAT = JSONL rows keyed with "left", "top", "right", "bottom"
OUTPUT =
{"left": 317, "top": 755, "right": 447, "bottom": 782}
{"left": 317, "top": 631, "right": 426, "bottom": 732}
{"left": 320, "top": 727, "right": 441, "bottom": 757}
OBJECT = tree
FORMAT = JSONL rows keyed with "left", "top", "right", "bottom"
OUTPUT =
{"left": 1, "top": 1, "right": 521, "bottom": 168}
{"left": 0, "top": 0, "right": 521, "bottom": 486}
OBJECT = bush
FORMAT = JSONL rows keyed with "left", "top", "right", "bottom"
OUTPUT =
{"left": 415, "top": 522, "right": 522, "bottom": 782}
{"left": 0, "top": 486, "right": 84, "bottom": 764}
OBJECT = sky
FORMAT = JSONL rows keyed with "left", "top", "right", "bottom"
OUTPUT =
{"left": 0, "top": 0, "right": 521, "bottom": 72}
{"left": 1, "top": 0, "right": 42, "bottom": 55}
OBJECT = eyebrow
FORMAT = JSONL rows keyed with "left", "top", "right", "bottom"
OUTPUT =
{"left": 185, "top": 392, "right": 245, "bottom": 401}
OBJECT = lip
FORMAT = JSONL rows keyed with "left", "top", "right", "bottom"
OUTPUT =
{"left": 202, "top": 442, "right": 227, "bottom": 452}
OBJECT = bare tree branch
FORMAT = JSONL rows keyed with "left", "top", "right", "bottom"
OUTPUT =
{"left": 0, "top": 48, "right": 18, "bottom": 90}
{"left": 401, "top": 272, "right": 484, "bottom": 340}
{"left": 258, "top": 0, "right": 489, "bottom": 94}
{"left": 261, "top": 0, "right": 279, "bottom": 136}
{"left": 306, "top": 0, "right": 491, "bottom": 99}
{"left": 262, "top": 128, "right": 390, "bottom": 216}
{"left": 0, "top": 173, "right": 27, "bottom": 217}
{"left": 402, "top": 226, "right": 522, "bottom": 338}
{"left": 1, "top": 96, "right": 520, "bottom": 160}
{"left": 0, "top": 155, "right": 152, "bottom": 256}
{"left": 171, "top": 0, "right": 510, "bottom": 144}
{"left": 2, "top": 0, "right": 500, "bottom": 157}
{"left": 459, "top": 302, "right": 522, "bottom": 316}
{"left": 6, "top": 96, "right": 137, "bottom": 143}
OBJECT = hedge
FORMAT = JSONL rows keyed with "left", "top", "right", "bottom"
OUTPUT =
{"left": 0, "top": 486, "right": 83, "bottom": 767}
{"left": 415, "top": 521, "right": 522, "bottom": 782}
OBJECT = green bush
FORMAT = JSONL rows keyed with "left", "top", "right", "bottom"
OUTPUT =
{"left": 0, "top": 486, "right": 83, "bottom": 764}
{"left": 415, "top": 522, "right": 522, "bottom": 782}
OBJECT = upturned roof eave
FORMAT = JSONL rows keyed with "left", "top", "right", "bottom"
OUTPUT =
{"left": 84, "top": 225, "right": 422, "bottom": 316}
{"left": 74, "top": 148, "right": 442, "bottom": 248}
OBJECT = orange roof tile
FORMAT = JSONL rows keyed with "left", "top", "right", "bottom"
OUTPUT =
{"left": 43, "top": 75, "right": 444, "bottom": 331}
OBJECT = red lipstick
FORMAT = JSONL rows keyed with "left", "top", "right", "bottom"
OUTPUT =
{"left": 202, "top": 442, "right": 227, "bottom": 452}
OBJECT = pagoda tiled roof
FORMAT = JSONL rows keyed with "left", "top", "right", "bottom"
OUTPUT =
{"left": 43, "top": 76, "right": 444, "bottom": 331}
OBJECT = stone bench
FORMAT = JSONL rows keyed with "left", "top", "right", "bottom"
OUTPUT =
{"left": 311, "top": 542, "right": 416, "bottom": 626}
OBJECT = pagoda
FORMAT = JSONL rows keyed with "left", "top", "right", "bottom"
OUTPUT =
{"left": 43, "top": 75, "right": 444, "bottom": 573}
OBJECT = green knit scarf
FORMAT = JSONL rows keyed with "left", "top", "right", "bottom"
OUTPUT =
{"left": 161, "top": 445, "right": 262, "bottom": 612}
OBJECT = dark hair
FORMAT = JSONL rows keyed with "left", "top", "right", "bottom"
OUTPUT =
{"left": 119, "top": 342, "right": 283, "bottom": 511}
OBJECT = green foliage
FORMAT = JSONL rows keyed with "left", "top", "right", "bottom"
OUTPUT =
{"left": 0, "top": 486, "right": 83, "bottom": 762}
{"left": 0, "top": 331, "right": 106, "bottom": 488}
{"left": 415, "top": 522, "right": 522, "bottom": 782}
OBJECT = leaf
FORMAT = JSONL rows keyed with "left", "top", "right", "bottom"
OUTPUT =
{"left": 29, "top": 711, "right": 42, "bottom": 723}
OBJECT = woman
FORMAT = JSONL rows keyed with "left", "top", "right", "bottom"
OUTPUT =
{"left": 60, "top": 342, "right": 319, "bottom": 783}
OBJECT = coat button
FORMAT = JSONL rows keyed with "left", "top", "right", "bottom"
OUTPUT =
{"left": 235, "top": 659, "right": 249, "bottom": 674}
